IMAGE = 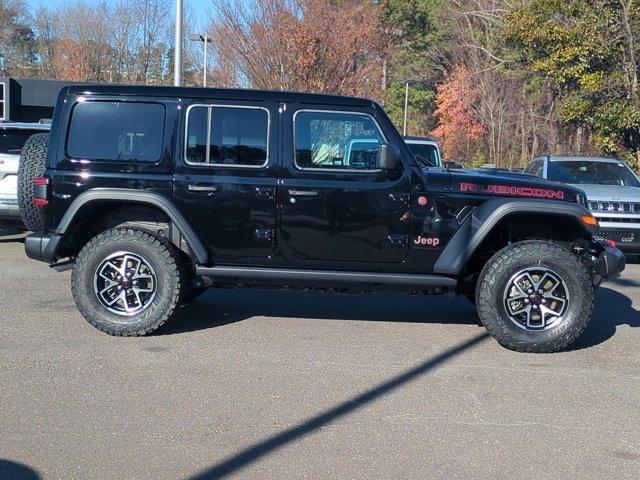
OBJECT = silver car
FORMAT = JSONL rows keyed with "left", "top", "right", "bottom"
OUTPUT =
{"left": 525, "top": 156, "right": 640, "bottom": 253}
{"left": 0, "top": 122, "right": 50, "bottom": 229}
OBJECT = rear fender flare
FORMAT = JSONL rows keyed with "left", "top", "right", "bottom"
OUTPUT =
{"left": 55, "top": 188, "right": 209, "bottom": 264}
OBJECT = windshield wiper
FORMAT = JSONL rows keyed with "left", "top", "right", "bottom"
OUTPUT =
{"left": 415, "top": 154, "right": 435, "bottom": 168}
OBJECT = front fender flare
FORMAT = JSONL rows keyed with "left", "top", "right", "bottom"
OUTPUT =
{"left": 433, "top": 198, "right": 595, "bottom": 276}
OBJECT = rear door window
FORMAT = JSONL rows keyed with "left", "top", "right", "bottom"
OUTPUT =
{"left": 66, "top": 101, "right": 165, "bottom": 162}
{"left": 185, "top": 105, "right": 269, "bottom": 167}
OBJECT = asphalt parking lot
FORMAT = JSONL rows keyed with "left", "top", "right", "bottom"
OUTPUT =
{"left": 1, "top": 232, "right": 639, "bottom": 480}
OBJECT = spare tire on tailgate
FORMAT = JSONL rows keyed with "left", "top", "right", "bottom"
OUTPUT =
{"left": 18, "top": 133, "right": 50, "bottom": 232}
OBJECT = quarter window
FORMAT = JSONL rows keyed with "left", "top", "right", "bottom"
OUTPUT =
{"left": 66, "top": 101, "right": 165, "bottom": 162}
{"left": 185, "top": 106, "right": 269, "bottom": 167}
{"left": 294, "top": 111, "right": 385, "bottom": 171}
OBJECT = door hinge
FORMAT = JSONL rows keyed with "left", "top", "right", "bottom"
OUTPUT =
{"left": 387, "top": 234, "right": 408, "bottom": 246}
{"left": 255, "top": 229, "right": 274, "bottom": 242}
{"left": 255, "top": 186, "right": 275, "bottom": 200}
{"left": 389, "top": 193, "right": 410, "bottom": 207}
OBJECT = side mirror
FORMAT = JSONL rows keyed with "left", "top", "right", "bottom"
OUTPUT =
{"left": 376, "top": 144, "right": 401, "bottom": 171}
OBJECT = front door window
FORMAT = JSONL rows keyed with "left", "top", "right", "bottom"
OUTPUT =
{"left": 294, "top": 111, "right": 385, "bottom": 171}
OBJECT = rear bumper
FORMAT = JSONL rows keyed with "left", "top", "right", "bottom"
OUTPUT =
{"left": 0, "top": 200, "right": 24, "bottom": 229}
{"left": 595, "top": 243, "right": 626, "bottom": 280}
{"left": 24, "top": 232, "right": 62, "bottom": 263}
{"left": 0, "top": 198, "right": 20, "bottom": 218}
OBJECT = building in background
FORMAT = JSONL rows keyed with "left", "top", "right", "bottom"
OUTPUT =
{"left": 0, "top": 78, "right": 73, "bottom": 123}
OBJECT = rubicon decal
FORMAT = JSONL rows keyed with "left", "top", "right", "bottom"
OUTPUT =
{"left": 459, "top": 182, "right": 565, "bottom": 200}
{"left": 412, "top": 236, "right": 440, "bottom": 248}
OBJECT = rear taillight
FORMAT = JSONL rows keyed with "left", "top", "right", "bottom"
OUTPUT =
{"left": 32, "top": 176, "right": 49, "bottom": 207}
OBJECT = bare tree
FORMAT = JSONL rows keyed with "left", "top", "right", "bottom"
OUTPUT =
{"left": 208, "top": 0, "right": 385, "bottom": 97}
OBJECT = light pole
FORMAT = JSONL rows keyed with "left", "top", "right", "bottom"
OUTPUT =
{"left": 173, "top": 0, "right": 182, "bottom": 86}
{"left": 189, "top": 34, "right": 213, "bottom": 87}
{"left": 403, "top": 81, "right": 409, "bottom": 136}
{"left": 401, "top": 78, "right": 422, "bottom": 136}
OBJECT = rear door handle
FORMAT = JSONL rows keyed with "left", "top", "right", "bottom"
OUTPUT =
{"left": 288, "top": 189, "right": 319, "bottom": 197}
{"left": 188, "top": 184, "right": 221, "bottom": 193}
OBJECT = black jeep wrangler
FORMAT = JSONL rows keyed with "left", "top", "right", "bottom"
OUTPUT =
{"left": 20, "top": 85, "right": 624, "bottom": 352}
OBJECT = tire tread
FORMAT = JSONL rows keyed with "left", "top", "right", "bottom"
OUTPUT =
{"left": 476, "top": 240, "right": 594, "bottom": 353}
{"left": 71, "top": 228, "right": 182, "bottom": 336}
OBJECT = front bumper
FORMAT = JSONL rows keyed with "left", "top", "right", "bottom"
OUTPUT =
{"left": 594, "top": 243, "right": 626, "bottom": 281}
{"left": 593, "top": 228, "right": 640, "bottom": 254}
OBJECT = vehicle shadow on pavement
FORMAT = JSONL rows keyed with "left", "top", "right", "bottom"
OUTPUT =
{"left": 185, "top": 332, "right": 490, "bottom": 480}
{"left": 159, "top": 289, "right": 480, "bottom": 336}
{"left": 568, "top": 286, "right": 639, "bottom": 350}
{"left": 0, "top": 459, "right": 41, "bottom": 480}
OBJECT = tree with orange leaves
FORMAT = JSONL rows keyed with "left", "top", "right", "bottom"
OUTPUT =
{"left": 51, "top": 37, "right": 91, "bottom": 82}
{"left": 431, "top": 65, "right": 485, "bottom": 164}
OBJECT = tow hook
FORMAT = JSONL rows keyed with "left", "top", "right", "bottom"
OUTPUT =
{"left": 575, "top": 246, "right": 603, "bottom": 286}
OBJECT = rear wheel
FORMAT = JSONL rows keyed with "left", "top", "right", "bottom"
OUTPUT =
{"left": 476, "top": 240, "right": 594, "bottom": 353}
{"left": 17, "top": 133, "right": 49, "bottom": 231}
{"left": 71, "top": 228, "right": 183, "bottom": 336}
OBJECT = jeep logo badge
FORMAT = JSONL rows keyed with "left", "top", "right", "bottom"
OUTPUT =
{"left": 412, "top": 236, "right": 440, "bottom": 248}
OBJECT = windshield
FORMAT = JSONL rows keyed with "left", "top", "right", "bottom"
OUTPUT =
{"left": 547, "top": 160, "right": 640, "bottom": 187}
{"left": 406, "top": 143, "right": 441, "bottom": 167}
{"left": 0, "top": 130, "right": 38, "bottom": 155}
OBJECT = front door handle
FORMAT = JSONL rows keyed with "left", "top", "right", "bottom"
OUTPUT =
{"left": 188, "top": 184, "right": 221, "bottom": 193}
{"left": 288, "top": 189, "right": 319, "bottom": 197}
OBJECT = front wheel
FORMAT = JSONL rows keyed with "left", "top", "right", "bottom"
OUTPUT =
{"left": 71, "top": 228, "right": 183, "bottom": 336}
{"left": 476, "top": 241, "right": 594, "bottom": 353}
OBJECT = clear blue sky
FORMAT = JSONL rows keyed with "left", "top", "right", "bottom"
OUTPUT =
{"left": 27, "top": 0, "right": 213, "bottom": 29}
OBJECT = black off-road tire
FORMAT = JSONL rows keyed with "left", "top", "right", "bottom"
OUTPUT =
{"left": 17, "top": 133, "right": 50, "bottom": 231}
{"left": 476, "top": 240, "right": 594, "bottom": 353}
{"left": 71, "top": 228, "right": 183, "bottom": 336}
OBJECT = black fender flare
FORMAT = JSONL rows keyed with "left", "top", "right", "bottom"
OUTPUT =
{"left": 54, "top": 188, "right": 209, "bottom": 264}
{"left": 433, "top": 198, "right": 596, "bottom": 275}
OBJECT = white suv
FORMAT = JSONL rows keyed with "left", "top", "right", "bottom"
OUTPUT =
{"left": 0, "top": 122, "right": 50, "bottom": 229}
{"left": 404, "top": 136, "right": 442, "bottom": 167}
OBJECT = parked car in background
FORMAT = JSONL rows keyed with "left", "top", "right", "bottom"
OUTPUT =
{"left": 525, "top": 155, "right": 640, "bottom": 254}
{"left": 0, "top": 122, "right": 50, "bottom": 229}
{"left": 404, "top": 136, "right": 442, "bottom": 167}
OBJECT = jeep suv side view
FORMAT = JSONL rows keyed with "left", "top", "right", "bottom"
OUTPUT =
{"left": 21, "top": 85, "right": 624, "bottom": 352}
{"left": 525, "top": 156, "right": 640, "bottom": 254}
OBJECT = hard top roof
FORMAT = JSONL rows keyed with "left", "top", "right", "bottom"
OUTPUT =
{"left": 545, "top": 155, "right": 621, "bottom": 164}
{"left": 0, "top": 121, "right": 51, "bottom": 130}
{"left": 65, "top": 84, "right": 375, "bottom": 107}
{"left": 404, "top": 136, "right": 438, "bottom": 143}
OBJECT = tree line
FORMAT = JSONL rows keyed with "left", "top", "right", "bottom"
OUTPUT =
{"left": 1, "top": 0, "right": 639, "bottom": 171}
